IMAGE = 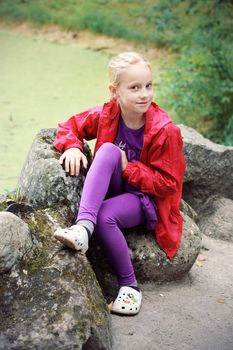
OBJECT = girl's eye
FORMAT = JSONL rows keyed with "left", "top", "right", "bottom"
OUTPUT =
{"left": 130, "top": 85, "right": 139, "bottom": 91}
{"left": 146, "top": 83, "right": 153, "bottom": 88}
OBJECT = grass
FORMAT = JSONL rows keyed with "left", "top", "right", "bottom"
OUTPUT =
{"left": 0, "top": 0, "right": 188, "bottom": 47}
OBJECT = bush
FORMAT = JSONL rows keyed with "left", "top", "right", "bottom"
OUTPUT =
{"left": 158, "top": 0, "right": 233, "bottom": 145}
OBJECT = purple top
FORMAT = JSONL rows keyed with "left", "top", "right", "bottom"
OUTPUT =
{"left": 114, "top": 116, "right": 157, "bottom": 230}
{"left": 114, "top": 116, "right": 144, "bottom": 162}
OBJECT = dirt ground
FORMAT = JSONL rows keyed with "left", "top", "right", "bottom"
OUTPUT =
{"left": 111, "top": 235, "right": 233, "bottom": 350}
{"left": 0, "top": 21, "right": 171, "bottom": 61}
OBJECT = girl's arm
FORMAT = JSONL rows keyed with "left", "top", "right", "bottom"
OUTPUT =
{"left": 123, "top": 125, "right": 185, "bottom": 198}
{"left": 53, "top": 106, "right": 102, "bottom": 175}
{"left": 53, "top": 106, "right": 102, "bottom": 153}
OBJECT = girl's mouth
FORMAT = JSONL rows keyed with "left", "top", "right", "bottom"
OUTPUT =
{"left": 137, "top": 101, "right": 150, "bottom": 105}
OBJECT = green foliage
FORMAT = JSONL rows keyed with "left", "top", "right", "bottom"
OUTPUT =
{"left": 0, "top": 0, "right": 50, "bottom": 24}
{"left": 79, "top": 3, "right": 132, "bottom": 39}
{"left": 158, "top": 0, "right": 233, "bottom": 145}
{"left": 0, "top": 0, "right": 147, "bottom": 39}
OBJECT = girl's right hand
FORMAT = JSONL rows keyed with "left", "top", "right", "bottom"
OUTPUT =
{"left": 119, "top": 149, "right": 128, "bottom": 171}
{"left": 59, "top": 148, "right": 88, "bottom": 176}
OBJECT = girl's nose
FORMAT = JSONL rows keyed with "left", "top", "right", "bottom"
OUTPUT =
{"left": 140, "top": 88, "right": 148, "bottom": 99}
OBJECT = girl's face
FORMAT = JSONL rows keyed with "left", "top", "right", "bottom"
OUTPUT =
{"left": 110, "top": 62, "right": 153, "bottom": 118}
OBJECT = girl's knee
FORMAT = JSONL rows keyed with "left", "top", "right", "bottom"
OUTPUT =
{"left": 98, "top": 142, "right": 121, "bottom": 157}
{"left": 96, "top": 142, "right": 121, "bottom": 164}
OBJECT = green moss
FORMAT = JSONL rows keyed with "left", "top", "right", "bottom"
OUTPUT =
{"left": 0, "top": 202, "right": 109, "bottom": 343}
{"left": 19, "top": 210, "right": 54, "bottom": 274}
{"left": 23, "top": 249, "right": 50, "bottom": 273}
{"left": 61, "top": 255, "right": 108, "bottom": 326}
{"left": 0, "top": 201, "right": 10, "bottom": 211}
{"left": 24, "top": 210, "right": 51, "bottom": 242}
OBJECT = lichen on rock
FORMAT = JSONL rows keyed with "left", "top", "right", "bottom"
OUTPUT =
{"left": 0, "top": 206, "right": 112, "bottom": 350}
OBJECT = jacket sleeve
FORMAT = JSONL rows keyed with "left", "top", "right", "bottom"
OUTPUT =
{"left": 123, "top": 125, "right": 185, "bottom": 198}
{"left": 53, "top": 106, "right": 102, "bottom": 152}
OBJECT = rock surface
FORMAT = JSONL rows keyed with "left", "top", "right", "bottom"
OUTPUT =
{"left": 17, "top": 128, "right": 92, "bottom": 215}
{"left": 127, "top": 212, "right": 201, "bottom": 283}
{"left": 0, "top": 207, "right": 112, "bottom": 350}
{"left": 198, "top": 195, "right": 233, "bottom": 241}
{"left": 0, "top": 211, "right": 33, "bottom": 274}
{"left": 180, "top": 125, "right": 233, "bottom": 212}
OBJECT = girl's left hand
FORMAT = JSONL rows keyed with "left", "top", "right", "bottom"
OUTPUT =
{"left": 120, "top": 149, "right": 128, "bottom": 171}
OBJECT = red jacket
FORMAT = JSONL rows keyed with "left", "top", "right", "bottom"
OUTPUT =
{"left": 54, "top": 100, "right": 186, "bottom": 259}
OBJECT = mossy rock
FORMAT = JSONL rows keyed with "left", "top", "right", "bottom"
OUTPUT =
{"left": 0, "top": 206, "right": 112, "bottom": 350}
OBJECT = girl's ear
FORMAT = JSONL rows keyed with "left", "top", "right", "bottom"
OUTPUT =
{"left": 109, "top": 84, "right": 117, "bottom": 99}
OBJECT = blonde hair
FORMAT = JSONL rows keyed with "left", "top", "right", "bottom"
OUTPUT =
{"left": 108, "top": 52, "right": 151, "bottom": 87}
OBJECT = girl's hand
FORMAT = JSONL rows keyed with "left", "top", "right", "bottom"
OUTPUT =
{"left": 59, "top": 148, "right": 88, "bottom": 176}
{"left": 120, "top": 149, "right": 128, "bottom": 171}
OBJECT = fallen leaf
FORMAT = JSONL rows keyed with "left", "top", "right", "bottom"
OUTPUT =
{"left": 218, "top": 298, "right": 226, "bottom": 304}
{"left": 108, "top": 302, "right": 113, "bottom": 312}
{"left": 198, "top": 255, "right": 208, "bottom": 262}
{"left": 196, "top": 260, "right": 203, "bottom": 267}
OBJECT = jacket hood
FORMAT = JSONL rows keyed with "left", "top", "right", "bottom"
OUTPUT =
{"left": 145, "top": 102, "right": 172, "bottom": 137}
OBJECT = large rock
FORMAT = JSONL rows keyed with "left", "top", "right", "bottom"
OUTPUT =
{"left": 0, "top": 207, "right": 112, "bottom": 350}
{"left": 17, "top": 127, "right": 203, "bottom": 293}
{"left": 180, "top": 125, "right": 233, "bottom": 212}
{"left": 17, "top": 128, "right": 92, "bottom": 215}
{"left": 128, "top": 213, "right": 201, "bottom": 283}
{"left": 198, "top": 195, "right": 233, "bottom": 241}
{"left": 89, "top": 212, "right": 202, "bottom": 299}
{"left": 0, "top": 211, "right": 33, "bottom": 274}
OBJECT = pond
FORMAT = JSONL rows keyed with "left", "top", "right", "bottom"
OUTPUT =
{"left": 0, "top": 28, "right": 163, "bottom": 194}
{"left": 0, "top": 29, "right": 111, "bottom": 193}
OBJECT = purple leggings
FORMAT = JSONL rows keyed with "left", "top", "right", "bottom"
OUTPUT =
{"left": 76, "top": 143, "right": 145, "bottom": 286}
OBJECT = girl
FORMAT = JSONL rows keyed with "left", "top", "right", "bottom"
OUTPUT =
{"left": 53, "top": 52, "right": 186, "bottom": 316}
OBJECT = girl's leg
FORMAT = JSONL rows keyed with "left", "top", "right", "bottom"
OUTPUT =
{"left": 54, "top": 143, "right": 123, "bottom": 253}
{"left": 77, "top": 143, "right": 123, "bottom": 224}
{"left": 94, "top": 192, "right": 145, "bottom": 286}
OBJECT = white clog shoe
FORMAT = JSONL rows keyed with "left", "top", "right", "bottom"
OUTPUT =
{"left": 54, "top": 225, "right": 89, "bottom": 254}
{"left": 111, "top": 286, "right": 142, "bottom": 315}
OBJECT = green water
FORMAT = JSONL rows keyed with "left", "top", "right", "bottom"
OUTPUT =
{"left": 0, "top": 30, "right": 163, "bottom": 194}
{"left": 0, "top": 30, "right": 109, "bottom": 193}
